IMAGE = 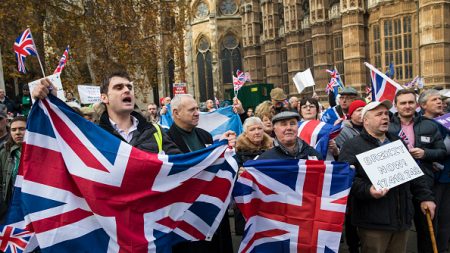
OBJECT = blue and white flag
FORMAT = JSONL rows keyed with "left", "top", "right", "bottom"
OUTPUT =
{"left": 320, "top": 106, "right": 342, "bottom": 125}
{"left": 5, "top": 94, "right": 238, "bottom": 252}
{"left": 159, "top": 104, "right": 173, "bottom": 129}
{"left": 198, "top": 106, "right": 243, "bottom": 140}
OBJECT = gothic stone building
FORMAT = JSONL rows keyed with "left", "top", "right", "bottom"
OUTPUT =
{"left": 179, "top": 0, "right": 449, "bottom": 102}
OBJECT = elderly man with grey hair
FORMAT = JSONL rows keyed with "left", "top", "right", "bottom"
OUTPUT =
{"left": 167, "top": 93, "right": 235, "bottom": 253}
{"left": 419, "top": 88, "right": 450, "bottom": 252}
{"left": 288, "top": 96, "right": 299, "bottom": 112}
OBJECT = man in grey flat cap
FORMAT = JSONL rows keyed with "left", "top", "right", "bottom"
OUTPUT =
{"left": 257, "top": 111, "right": 322, "bottom": 160}
{"left": 321, "top": 86, "right": 359, "bottom": 125}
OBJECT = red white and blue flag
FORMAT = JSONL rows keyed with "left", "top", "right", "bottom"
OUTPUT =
{"left": 53, "top": 46, "right": 69, "bottom": 74}
{"left": 325, "top": 68, "right": 344, "bottom": 95}
{"left": 233, "top": 69, "right": 251, "bottom": 92}
{"left": 13, "top": 29, "right": 37, "bottom": 74}
{"left": 298, "top": 120, "right": 342, "bottom": 159}
{"left": 233, "top": 159, "right": 354, "bottom": 253}
{"left": 5, "top": 94, "right": 238, "bottom": 252}
{"left": 0, "top": 225, "right": 33, "bottom": 253}
{"left": 365, "top": 62, "right": 403, "bottom": 103}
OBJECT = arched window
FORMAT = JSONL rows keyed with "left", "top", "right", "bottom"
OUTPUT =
{"left": 197, "top": 37, "right": 214, "bottom": 101}
{"left": 221, "top": 34, "right": 242, "bottom": 84}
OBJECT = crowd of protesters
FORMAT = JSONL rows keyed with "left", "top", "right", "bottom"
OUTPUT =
{"left": 0, "top": 71, "right": 449, "bottom": 253}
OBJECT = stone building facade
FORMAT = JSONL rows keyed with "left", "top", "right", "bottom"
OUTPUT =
{"left": 179, "top": 0, "right": 450, "bottom": 102}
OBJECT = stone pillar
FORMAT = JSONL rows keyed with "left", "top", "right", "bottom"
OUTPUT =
{"left": 284, "top": 0, "right": 304, "bottom": 94}
{"left": 419, "top": 0, "right": 450, "bottom": 87}
{"left": 241, "top": 0, "right": 264, "bottom": 83}
{"left": 261, "top": 0, "right": 283, "bottom": 86}
{"left": 310, "top": 0, "right": 333, "bottom": 92}
{"left": 341, "top": 0, "right": 367, "bottom": 91}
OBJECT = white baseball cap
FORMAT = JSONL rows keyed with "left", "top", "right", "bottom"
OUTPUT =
{"left": 361, "top": 100, "right": 392, "bottom": 119}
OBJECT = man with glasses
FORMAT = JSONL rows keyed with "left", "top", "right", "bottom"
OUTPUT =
{"left": 33, "top": 70, "right": 181, "bottom": 154}
{"left": 321, "top": 87, "right": 359, "bottom": 124}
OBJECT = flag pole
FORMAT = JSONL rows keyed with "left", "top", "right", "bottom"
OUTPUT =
{"left": 28, "top": 28, "right": 46, "bottom": 77}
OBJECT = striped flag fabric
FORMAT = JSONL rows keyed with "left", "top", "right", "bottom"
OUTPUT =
{"left": 298, "top": 120, "right": 342, "bottom": 159}
{"left": 5, "top": 94, "right": 238, "bottom": 252}
{"left": 233, "top": 159, "right": 355, "bottom": 253}
{"left": 365, "top": 62, "right": 404, "bottom": 103}
{"left": 13, "top": 29, "right": 37, "bottom": 73}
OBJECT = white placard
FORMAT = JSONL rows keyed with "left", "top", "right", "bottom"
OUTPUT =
{"left": 77, "top": 85, "right": 101, "bottom": 104}
{"left": 292, "top": 68, "right": 315, "bottom": 94}
{"left": 28, "top": 73, "right": 65, "bottom": 103}
{"left": 356, "top": 140, "right": 424, "bottom": 190}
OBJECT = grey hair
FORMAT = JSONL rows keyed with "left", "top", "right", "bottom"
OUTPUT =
{"left": 418, "top": 89, "right": 441, "bottom": 106}
{"left": 243, "top": 117, "right": 263, "bottom": 132}
{"left": 171, "top": 94, "right": 194, "bottom": 114}
{"left": 289, "top": 96, "right": 298, "bottom": 104}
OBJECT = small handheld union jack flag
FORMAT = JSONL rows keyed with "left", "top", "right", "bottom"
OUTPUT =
{"left": 0, "top": 225, "right": 33, "bottom": 253}
{"left": 325, "top": 68, "right": 344, "bottom": 95}
{"left": 13, "top": 28, "right": 37, "bottom": 74}
{"left": 53, "top": 45, "right": 70, "bottom": 74}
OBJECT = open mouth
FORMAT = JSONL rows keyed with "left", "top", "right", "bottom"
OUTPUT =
{"left": 122, "top": 97, "right": 132, "bottom": 103}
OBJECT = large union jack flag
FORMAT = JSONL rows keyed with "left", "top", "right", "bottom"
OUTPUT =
{"left": 13, "top": 29, "right": 37, "bottom": 74}
{"left": 53, "top": 46, "right": 69, "bottom": 74}
{"left": 5, "top": 94, "right": 238, "bottom": 252}
{"left": 0, "top": 225, "right": 33, "bottom": 253}
{"left": 233, "top": 159, "right": 354, "bottom": 253}
{"left": 298, "top": 120, "right": 342, "bottom": 159}
{"left": 365, "top": 62, "right": 403, "bottom": 103}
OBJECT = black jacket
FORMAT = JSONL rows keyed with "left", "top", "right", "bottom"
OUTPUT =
{"left": 99, "top": 110, "right": 181, "bottom": 154}
{"left": 167, "top": 124, "right": 213, "bottom": 153}
{"left": 257, "top": 138, "right": 323, "bottom": 160}
{"left": 388, "top": 113, "right": 446, "bottom": 185}
{"left": 339, "top": 129, "right": 434, "bottom": 231}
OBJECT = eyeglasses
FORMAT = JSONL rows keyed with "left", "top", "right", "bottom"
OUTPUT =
{"left": 301, "top": 105, "right": 316, "bottom": 110}
{"left": 339, "top": 96, "right": 356, "bottom": 101}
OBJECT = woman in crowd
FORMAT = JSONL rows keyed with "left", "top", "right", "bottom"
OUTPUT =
{"left": 234, "top": 117, "right": 273, "bottom": 235}
{"left": 0, "top": 116, "right": 26, "bottom": 221}
{"left": 299, "top": 97, "right": 320, "bottom": 121}
{"left": 298, "top": 96, "right": 339, "bottom": 159}
{"left": 255, "top": 101, "right": 274, "bottom": 137}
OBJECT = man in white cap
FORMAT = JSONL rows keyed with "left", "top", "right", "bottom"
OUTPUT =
{"left": 339, "top": 100, "right": 436, "bottom": 253}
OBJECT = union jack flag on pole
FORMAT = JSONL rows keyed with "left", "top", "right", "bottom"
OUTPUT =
{"left": 5, "top": 94, "right": 238, "bottom": 252}
{"left": 365, "top": 62, "right": 404, "bottom": 103}
{"left": 325, "top": 68, "right": 344, "bottom": 95}
{"left": 233, "top": 69, "right": 251, "bottom": 96}
{"left": 233, "top": 159, "right": 354, "bottom": 253}
{"left": 13, "top": 29, "right": 37, "bottom": 74}
{"left": 53, "top": 46, "right": 69, "bottom": 74}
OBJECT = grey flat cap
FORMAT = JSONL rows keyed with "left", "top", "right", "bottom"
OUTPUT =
{"left": 339, "top": 86, "right": 358, "bottom": 96}
{"left": 272, "top": 111, "right": 301, "bottom": 124}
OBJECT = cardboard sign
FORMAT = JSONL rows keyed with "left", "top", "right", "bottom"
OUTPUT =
{"left": 28, "top": 73, "right": 65, "bottom": 103}
{"left": 78, "top": 85, "right": 101, "bottom": 104}
{"left": 434, "top": 113, "right": 450, "bottom": 131}
{"left": 173, "top": 83, "right": 187, "bottom": 95}
{"left": 356, "top": 140, "right": 423, "bottom": 190}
